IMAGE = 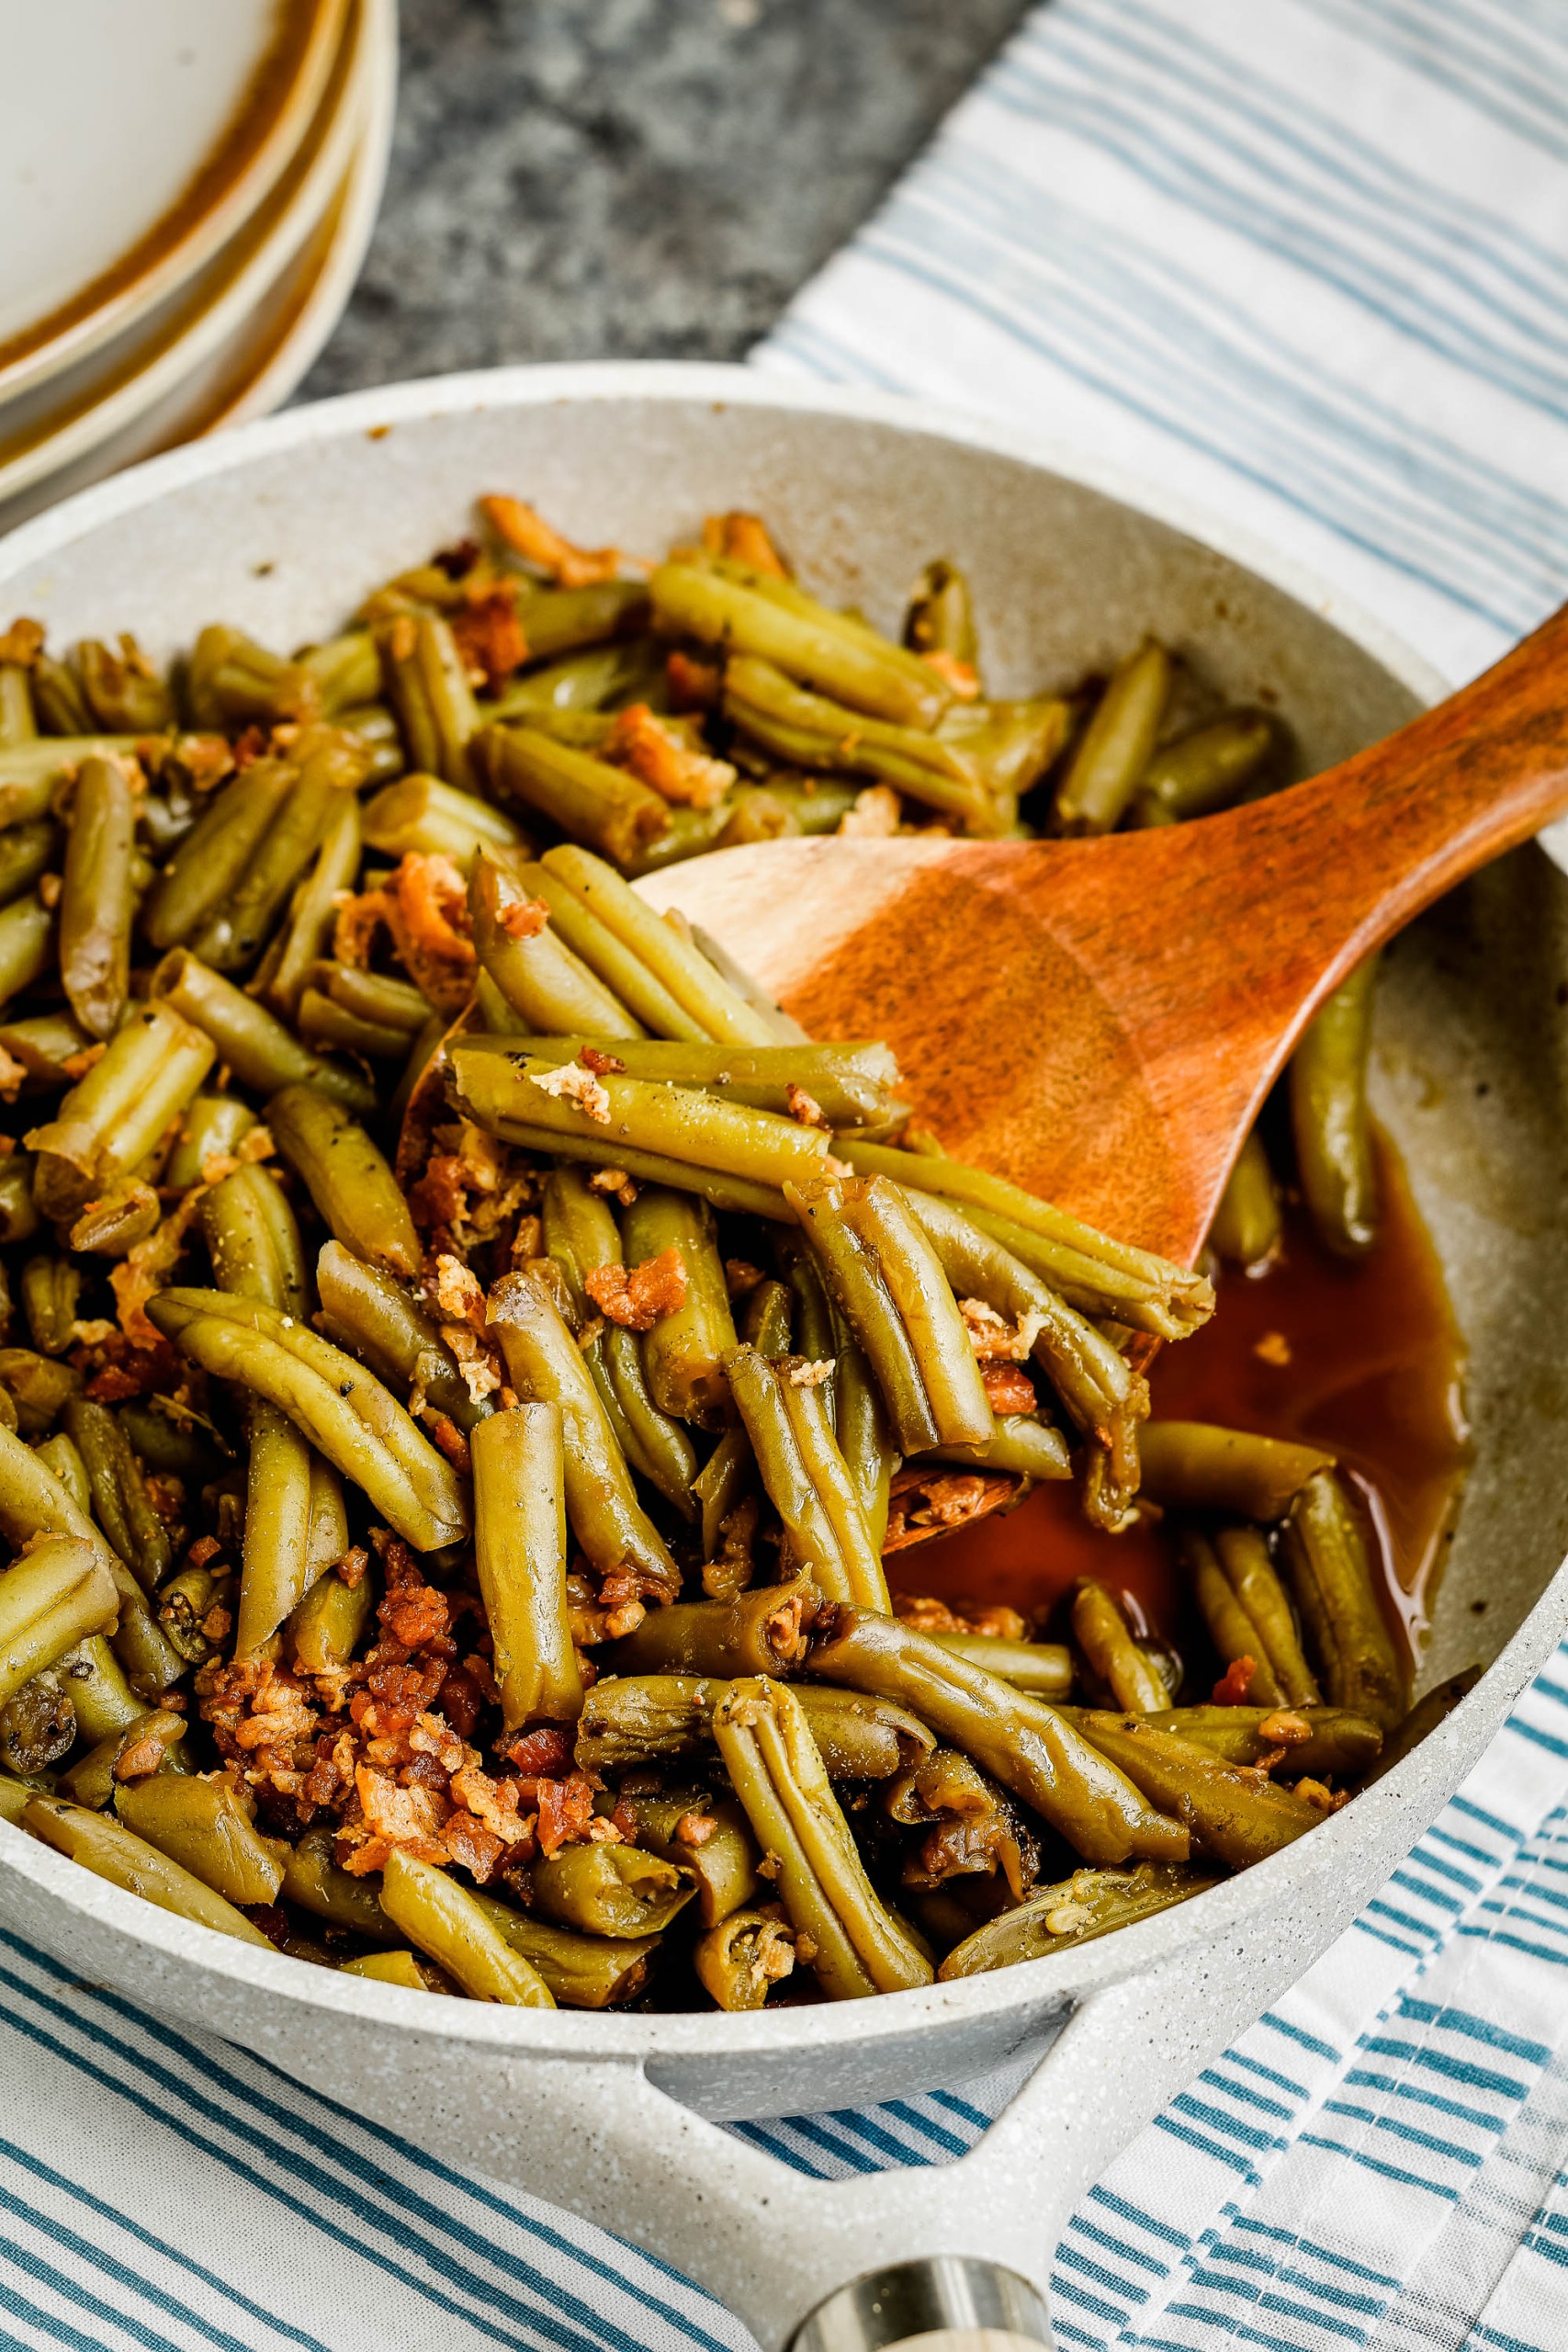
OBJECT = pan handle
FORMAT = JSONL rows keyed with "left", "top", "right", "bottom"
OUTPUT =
{"left": 439, "top": 1939, "right": 1269, "bottom": 2352}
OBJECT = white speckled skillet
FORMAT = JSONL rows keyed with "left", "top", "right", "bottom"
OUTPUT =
{"left": 1, "top": 367, "right": 1563, "bottom": 2352}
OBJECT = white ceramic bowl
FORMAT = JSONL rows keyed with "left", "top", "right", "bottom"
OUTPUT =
{"left": 0, "top": 367, "right": 1562, "bottom": 2352}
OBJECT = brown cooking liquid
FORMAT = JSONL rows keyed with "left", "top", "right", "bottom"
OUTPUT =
{"left": 889, "top": 1125, "right": 1469, "bottom": 1664}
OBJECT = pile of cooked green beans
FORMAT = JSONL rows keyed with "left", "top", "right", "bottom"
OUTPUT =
{"left": 0, "top": 501, "right": 1463, "bottom": 2011}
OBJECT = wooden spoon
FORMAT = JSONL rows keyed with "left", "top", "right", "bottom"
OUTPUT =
{"left": 641, "top": 608, "right": 1568, "bottom": 1262}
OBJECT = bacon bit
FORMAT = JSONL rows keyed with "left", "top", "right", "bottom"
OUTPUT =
{"left": 603, "top": 704, "right": 736, "bottom": 809}
{"left": 529, "top": 1060, "right": 611, "bottom": 1124}
{"left": 838, "top": 784, "right": 901, "bottom": 837}
{"left": 497, "top": 893, "right": 549, "bottom": 943}
{"left": 1254, "top": 1330, "right": 1292, "bottom": 1367}
{"left": 143, "top": 1475, "right": 184, "bottom": 1524}
{"left": 200, "top": 1605, "right": 232, "bottom": 1643}
{"left": 1212, "top": 1655, "right": 1257, "bottom": 1706}
{"left": 675, "top": 1810, "right": 716, "bottom": 1848}
{"left": 186, "top": 1535, "right": 223, "bottom": 1572}
{"left": 424, "top": 1414, "right": 471, "bottom": 1474}
{"left": 113, "top": 1735, "right": 168, "bottom": 1781}
{"left": 579, "top": 1046, "right": 625, "bottom": 1077}
{"left": 786, "top": 1357, "right": 835, "bottom": 1389}
{"left": 0, "top": 617, "right": 44, "bottom": 666}
{"left": 610, "top": 1797, "right": 639, "bottom": 1841}
{"left": 441, "top": 1811, "right": 507, "bottom": 1883}
{"left": 480, "top": 494, "right": 637, "bottom": 588}
{"left": 1295, "top": 1777, "right": 1350, "bottom": 1813}
{"left": 504, "top": 1726, "right": 572, "bottom": 1778}
{"left": 703, "top": 511, "right": 790, "bottom": 575}
{"left": 0, "top": 1046, "right": 26, "bottom": 1102}
{"left": 432, "top": 1253, "right": 486, "bottom": 1327}
{"left": 237, "top": 1125, "right": 275, "bottom": 1162}
{"left": 960, "top": 1296, "right": 1044, "bottom": 1364}
{"left": 920, "top": 650, "right": 980, "bottom": 699}
{"left": 784, "top": 1082, "right": 829, "bottom": 1129}
{"left": 883, "top": 1466, "right": 1021, "bottom": 1553}
{"left": 353, "top": 1764, "right": 451, "bottom": 1863}
{"left": 1258, "top": 1709, "right": 1313, "bottom": 1746}
{"left": 450, "top": 588, "right": 529, "bottom": 692}
{"left": 35, "top": 874, "right": 62, "bottom": 911}
{"left": 982, "top": 1361, "right": 1038, "bottom": 1416}
{"left": 666, "top": 649, "right": 723, "bottom": 711}
{"left": 584, "top": 1246, "right": 686, "bottom": 1332}
{"left": 379, "top": 1577, "right": 449, "bottom": 1652}
{"left": 531, "top": 1772, "right": 599, "bottom": 1856}
{"left": 108, "top": 1187, "right": 207, "bottom": 1348}
{"left": 588, "top": 1166, "right": 637, "bottom": 1207}
{"left": 892, "top": 1595, "right": 1029, "bottom": 1640}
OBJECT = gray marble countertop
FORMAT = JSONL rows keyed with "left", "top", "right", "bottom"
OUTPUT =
{"left": 302, "top": 0, "right": 1029, "bottom": 397}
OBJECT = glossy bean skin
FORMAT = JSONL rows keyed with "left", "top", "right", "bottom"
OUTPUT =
{"left": 694, "top": 1907, "right": 797, "bottom": 2010}
{"left": 1141, "top": 1705, "right": 1382, "bottom": 1781}
{"left": 1207, "top": 1129, "right": 1281, "bottom": 1272}
{"left": 22, "top": 1796, "right": 272, "bottom": 1945}
{"left": 1140, "top": 1421, "right": 1335, "bottom": 1521}
{"left": 1071, "top": 1581, "right": 1169, "bottom": 1713}
{"left": 471, "top": 1403, "right": 583, "bottom": 1730}
{"left": 529, "top": 1842, "right": 696, "bottom": 1938}
{"left": 316, "top": 1239, "right": 491, "bottom": 1436}
{"left": 380, "top": 1849, "right": 556, "bottom": 2005}
{"left": 58, "top": 754, "right": 135, "bottom": 1039}
{"left": 622, "top": 1185, "right": 736, "bottom": 1427}
{"left": 1292, "top": 956, "right": 1380, "bottom": 1260}
{"left": 608, "top": 1575, "right": 818, "bottom": 1680}
{"left": 1064, "top": 1712, "right": 1326, "bottom": 1870}
{"left": 938, "top": 1863, "right": 1220, "bottom": 1979}
{"left": 1280, "top": 1469, "right": 1407, "bottom": 1733}
{"left": 1055, "top": 639, "right": 1171, "bottom": 834}
{"left": 726, "top": 1344, "right": 889, "bottom": 1611}
{"left": 572, "top": 1670, "right": 933, "bottom": 1780}
{"left": 268, "top": 1084, "right": 423, "bottom": 1281}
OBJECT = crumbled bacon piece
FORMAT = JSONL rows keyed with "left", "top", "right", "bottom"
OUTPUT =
{"left": 892, "top": 1593, "right": 1029, "bottom": 1641}
{"left": 701, "top": 511, "right": 789, "bottom": 577}
{"left": 106, "top": 1189, "right": 207, "bottom": 1348}
{"left": 333, "top": 854, "right": 475, "bottom": 1013}
{"left": 579, "top": 1046, "right": 625, "bottom": 1077}
{"left": 431, "top": 1253, "right": 486, "bottom": 1328}
{"left": 603, "top": 704, "right": 735, "bottom": 809}
{"left": 335, "top": 1545, "right": 369, "bottom": 1589}
{"left": 450, "top": 588, "right": 529, "bottom": 691}
{"left": 186, "top": 1535, "right": 223, "bottom": 1572}
{"left": 961, "top": 1296, "right": 1043, "bottom": 1365}
{"left": 497, "top": 893, "right": 549, "bottom": 943}
{"left": 113, "top": 1735, "right": 168, "bottom": 1781}
{"left": 920, "top": 650, "right": 980, "bottom": 698}
{"left": 675, "top": 1810, "right": 716, "bottom": 1848}
{"left": 583, "top": 1246, "right": 686, "bottom": 1331}
{"left": 528, "top": 1772, "right": 599, "bottom": 1856}
{"left": 480, "top": 494, "right": 636, "bottom": 587}
{"left": 785, "top": 1083, "right": 829, "bottom": 1129}
{"left": 982, "top": 1361, "right": 1038, "bottom": 1416}
{"left": 665, "top": 650, "right": 723, "bottom": 711}
{"left": 1212, "top": 1655, "right": 1257, "bottom": 1706}
{"left": 786, "top": 1358, "right": 834, "bottom": 1389}
{"left": 528, "top": 1060, "right": 611, "bottom": 1124}
{"left": 838, "top": 784, "right": 900, "bottom": 837}
{"left": 588, "top": 1167, "right": 637, "bottom": 1207}
{"left": 425, "top": 1414, "right": 471, "bottom": 1474}
{"left": 378, "top": 1575, "right": 450, "bottom": 1653}
{"left": 504, "top": 1726, "right": 572, "bottom": 1778}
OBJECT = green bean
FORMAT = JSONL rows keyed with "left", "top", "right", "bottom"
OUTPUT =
{"left": 26, "top": 1000, "right": 215, "bottom": 1217}
{"left": 157, "top": 1558, "right": 232, "bottom": 1665}
{"left": 788, "top": 1175, "right": 992, "bottom": 1453}
{"left": 937, "top": 697, "right": 1070, "bottom": 798}
{"left": 297, "top": 993, "right": 411, "bottom": 1061}
{"left": 280, "top": 1825, "right": 397, "bottom": 1939}
{"left": 540, "top": 1168, "right": 696, "bottom": 1510}
{"left": 1363, "top": 1668, "right": 1481, "bottom": 1785}
{"left": 299, "top": 629, "right": 382, "bottom": 716}
{"left": 468, "top": 848, "right": 643, "bottom": 1040}
{"left": 0, "top": 1156, "right": 38, "bottom": 1245}
{"left": 634, "top": 1791, "right": 759, "bottom": 1926}
{"left": 573, "top": 1669, "right": 935, "bottom": 1780}
{"left": 904, "top": 559, "right": 978, "bottom": 673}
{"left": 694, "top": 1906, "right": 797, "bottom": 2010}
{"left": 268, "top": 1085, "right": 422, "bottom": 1282}
{"left": 0, "top": 1012, "right": 89, "bottom": 1093}
{"left": 1207, "top": 1128, "right": 1281, "bottom": 1272}
{"left": 1140, "top": 1422, "right": 1335, "bottom": 1521}
{"left": 22, "top": 1796, "right": 274, "bottom": 1944}
{"left": 380, "top": 1849, "right": 555, "bottom": 2005}
{"left": 55, "top": 1634, "right": 141, "bottom": 1745}
{"left": 452, "top": 1078, "right": 795, "bottom": 1220}
{"left": 151, "top": 949, "right": 375, "bottom": 1114}
{"left": 714, "top": 1677, "right": 932, "bottom": 1998}
{"left": 190, "top": 732, "right": 368, "bottom": 972}
{"left": 339, "top": 1950, "right": 450, "bottom": 1992}
{"left": 616, "top": 1185, "right": 735, "bottom": 1425}
{"left": 62, "top": 1399, "right": 173, "bottom": 1593}
{"left": 287, "top": 1556, "right": 372, "bottom": 1674}
{"left": 186, "top": 625, "right": 321, "bottom": 729}
{"left": 926, "top": 1633, "right": 1073, "bottom": 1698}
{"left": 60, "top": 1707, "right": 187, "bottom": 1807}
{"left": 471, "top": 1403, "right": 582, "bottom": 1730}
{"left": 517, "top": 859, "right": 702, "bottom": 1039}
{"left": 21, "top": 1258, "right": 82, "bottom": 1357}
{"left": 829, "top": 1312, "right": 898, "bottom": 1550}
{"left": 610, "top": 1575, "right": 817, "bottom": 1679}
{"left": 650, "top": 561, "right": 951, "bottom": 731}
{"left": 0, "top": 1424, "right": 182, "bottom": 1697}
{"left": 485, "top": 1269, "right": 678, "bottom": 1593}
{"left": 234, "top": 1405, "right": 315, "bottom": 1656}
{"left": 1280, "top": 1469, "right": 1406, "bottom": 1732}
{"left": 456, "top": 1046, "right": 832, "bottom": 1194}
{"left": 0, "top": 1537, "right": 118, "bottom": 1705}
{"left": 1131, "top": 708, "right": 1280, "bottom": 827}
{"left": 143, "top": 759, "right": 299, "bottom": 950}
{"left": 0, "top": 736, "right": 143, "bottom": 828}
{"left": 0, "top": 649, "right": 36, "bottom": 747}
{"left": 468, "top": 1890, "right": 657, "bottom": 2007}
{"left": 531, "top": 1841, "right": 696, "bottom": 1937}
{"left": 371, "top": 612, "right": 480, "bottom": 790}
{"left": 1139, "top": 1705, "right": 1382, "bottom": 1781}
{"left": 0, "top": 1350, "right": 78, "bottom": 1436}
{"left": 57, "top": 752, "right": 133, "bottom": 1039}
{"left": 541, "top": 845, "right": 782, "bottom": 1046}
{"left": 727, "top": 1345, "right": 890, "bottom": 1611}
{"left": 164, "top": 1094, "right": 258, "bottom": 1192}
{"left": 147, "top": 1288, "right": 470, "bottom": 1551}
{"left": 263, "top": 791, "right": 363, "bottom": 1020}
{"left": 1072, "top": 1581, "right": 1169, "bottom": 1713}
{"left": 918, "top": 1415, "right": 1073, "bottom": 1483}
{"left": 28, "top": 654, "right": 91, "bottom": 737}
{"left": 1291, "top": 956, "right": 1380, "bottom": 1260}
{"left": 1055, "top": 639, "right": 1171, "bottom": 834}
{"left": 201, "top": 1164, "right": 307, "bottom": 1314}
{"left": 511, "top": 1036, "right": 906, "bottom": 1130}
{"left": 363, "top": 774, "right": 526, "bottom": 863}
{"left": 115, "top": 1773, "right": 284, "bottom": 1906}
{"left": 938, "top": 1862, "right": 1220, "bottom": 1978}
{"left": 1184, "top": 1527, "right": 1281, "bottom": 1707}
{"left": 72, "top": 638, "right": 172, "bottom": 733}
{"left": 0, "top": 1669, "right": 73, "bottom": 1781}
{"left": 307, "top": 964, "right": 430, "bottom": 1036}
{"left": 496, "top": 646, "right": 660, "bottom": 729}
{"left": 478, "top": 723, "right": 671, "bottom": 868}
{"left": 723, "top": 776, "right": 861, "bottom": 842}
{"left": 1062, "top": 1711, "right": 1325, "bottom": 1869}
{"left": 0, "top": 821, "right": 59, "bottom": 910}
{"left": 723, "top": 656, "right": 1001, "bottom": 831}
{"left": 899, "top": 1184, "right": 1145, "bottom": 1479}
{"left": 1213, "top": 1523, "right": 1321, "bottom": 1706}
{"left": 316, "top": 1240, "right": 491, "bottom": 1436}
{"left": 0, "top": 894, "right": 53, "bottom": 1012}
{"left": 809, "top": 1606, "right": 1187, "bottom": 1866}
{"left": 787, "top": 1253, "right": 836, "bottom": 1377}
{"left": 838, "top": 1137, "right": 1213, "bottom": 1340}
{"left": 511, "top": 579, "right": 652, "bottom": 663}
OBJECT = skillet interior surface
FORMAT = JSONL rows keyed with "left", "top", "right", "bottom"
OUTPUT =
{"left": 0, "top": 368, "right": 1562, "bottom": 2129}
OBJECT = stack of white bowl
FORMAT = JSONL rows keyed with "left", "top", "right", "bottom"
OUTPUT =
{"left": 0, "top": 0, "right": 395, "bottom": 535}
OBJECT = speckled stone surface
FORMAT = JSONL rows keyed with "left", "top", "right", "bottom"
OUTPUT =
{"left": 299, "top": 0, "right": 1030, "bottom": 395}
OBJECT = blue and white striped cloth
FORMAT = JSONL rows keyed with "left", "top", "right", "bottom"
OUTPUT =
{"left": 6, "top": 3, "right": 1568, "bottom": 2346}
